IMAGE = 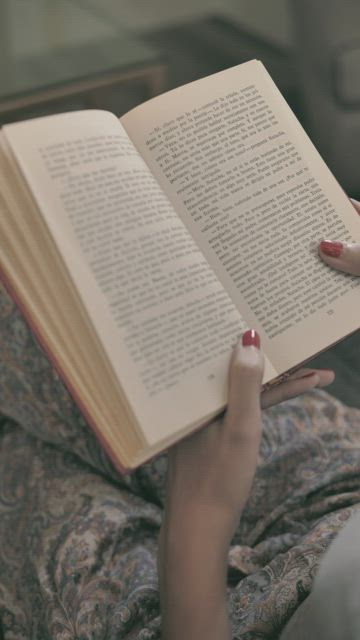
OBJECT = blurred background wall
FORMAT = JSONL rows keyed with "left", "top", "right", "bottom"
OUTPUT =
{"left": 0, "top": 0, "right": 359, "bottom": 196}
{"left": 79, "top": 0, "right": 291, "bottom": 46}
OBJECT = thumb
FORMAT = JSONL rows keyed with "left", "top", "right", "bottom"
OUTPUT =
{"left": 226, "top": 330, "right": 264, "bottom": 429}
{"left": 319, "top": 240, "right": 360, "bottom": 276}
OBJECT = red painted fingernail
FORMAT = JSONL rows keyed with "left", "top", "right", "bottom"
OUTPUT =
{"left": 319, "top": 240, "right": 343, "bottom": 258}
{"left": 242, "top": 329, "right": 260, "bottom": 348}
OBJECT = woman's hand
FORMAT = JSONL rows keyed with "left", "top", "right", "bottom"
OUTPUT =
{"left": 159, "top": 330, "right": 266, "bottom": 640}
{"left": 163, "top": 329, "right": 264, "bottom": 543}
{"left": 261, "top": 197, "right": 360, "bottom": 409}
{"left": 318, "top": 198, "right": 360, "bottom": 274}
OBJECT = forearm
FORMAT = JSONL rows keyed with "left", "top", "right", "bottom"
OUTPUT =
{"left": 157, "top": 334, "right": 266, "bottom": 639}
{"left": 158, "top": 512, "right": 232, "bottom": 640}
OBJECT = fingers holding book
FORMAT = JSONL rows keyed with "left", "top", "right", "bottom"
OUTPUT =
{"left": 318, "top": 198, "right": 360, "bottom": 276}
{"left": 261, "top": 367, "right": 335, "bottom": 409}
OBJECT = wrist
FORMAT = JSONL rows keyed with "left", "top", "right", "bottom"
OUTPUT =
{"left": 158, "top": 515, "right": 231, "bottom": 640}
{"left": 158, "top": 506, "right": 234, "bottom": 594}
{"left": 161, "top": 501, "right": 238, "bottom": 550}
{"left": 160, "top": 518, "right": 231, "bottom": 554}
{"left": 158, "top": 517, "right": 230, "bottom": 598}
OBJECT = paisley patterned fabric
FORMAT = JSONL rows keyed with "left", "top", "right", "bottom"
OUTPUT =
{"left": 0, "top": 280, "right": 360, "bottom": 639}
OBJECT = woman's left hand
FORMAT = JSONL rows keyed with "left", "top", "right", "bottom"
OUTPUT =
{"left": 159, "top": 330, "right": 266, "bottom": 640}
{"left": 163, "top": 330, "right": 265, "bottom": 544}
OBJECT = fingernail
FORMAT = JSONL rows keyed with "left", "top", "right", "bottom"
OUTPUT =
{"left": 301, "top": 370, "right": 333, "bottom": 380}
{"left": 242, "top": 329, "right": 260, "bottom": 348}
{"left": 319, "top": 240, "right": 343, "bottom": 258}
{"left": 350, "top": 197, "right": 360, "bottom": 210}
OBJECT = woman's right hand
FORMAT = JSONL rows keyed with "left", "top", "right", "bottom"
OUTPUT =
{"left": 319, "top": 198, "right": 360, "bottom": 274}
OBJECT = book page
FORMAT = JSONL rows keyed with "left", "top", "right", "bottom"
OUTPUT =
{"left": 3, "top": 110, "right": 265, "bottom": 446}
{"left": 122, "top": 60, "right": 360, "bottom": 374}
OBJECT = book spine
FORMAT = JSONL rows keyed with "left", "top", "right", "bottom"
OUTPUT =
{"left": 0, "top": 262, "right": 129, "bottom": 475}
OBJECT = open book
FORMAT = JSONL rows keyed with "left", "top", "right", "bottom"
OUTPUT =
{"left": 0, "top": 60, "right": 359, "bottom": 472}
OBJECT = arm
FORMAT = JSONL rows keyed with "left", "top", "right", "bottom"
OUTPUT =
{"left": 158, "top": 513, "right": 232, "bottom": 640}
{"left": 158, "top": 330, "right": 263, "bottom": 640}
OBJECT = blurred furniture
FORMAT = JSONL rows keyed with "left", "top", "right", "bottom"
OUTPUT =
{"left": 0, "top": 0, "right": 165, "bottom": 124}
{"left": 290, "top": 0, "right": 360, "bottom": 196}
{"left": 189, "top": 15, "right": 297, "bottom": 102}
{"left": 146, "top": 15, "right": 298, "bottom": 109}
